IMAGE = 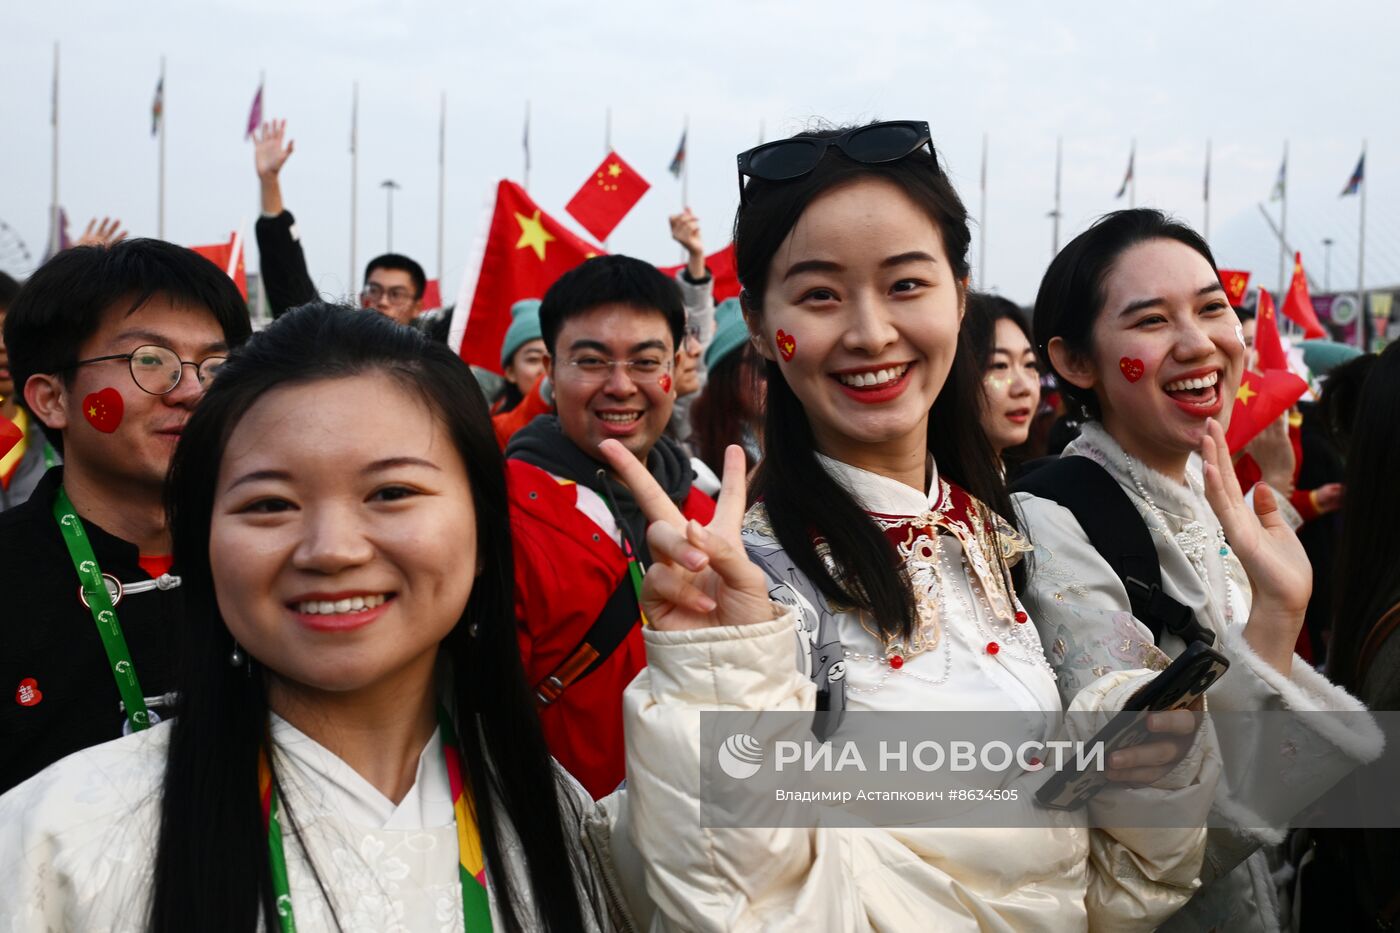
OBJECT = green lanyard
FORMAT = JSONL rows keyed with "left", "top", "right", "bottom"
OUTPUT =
{"left": 260, "top": 708, "right": 494, "bottom": 932}
{"left": 42, "top": 443, "right": 56, "bottom": 470}
{"left": 52, "top": 487, "right": 151, "bottom": 732}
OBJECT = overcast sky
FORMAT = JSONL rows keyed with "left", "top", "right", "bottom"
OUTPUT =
{"left": 4, "top": 0, "right": 1397, "bottom": 308}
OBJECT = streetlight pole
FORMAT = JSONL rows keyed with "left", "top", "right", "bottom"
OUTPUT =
{"left": 1322, "top": 238, "right": 1334, "bottom": 293}
{"left": 380, "top": 179, "right": 400, "bottom": 252}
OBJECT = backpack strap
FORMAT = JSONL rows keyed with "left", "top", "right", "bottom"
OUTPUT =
{"left": 534, "top": 573, "right": 639, "bottom": 707}
{"left": 1014, "top": 456, "right": 1215, "bottom": 647}
{"left": 1355, "top": 602, "right": 1400, "bottom": 690}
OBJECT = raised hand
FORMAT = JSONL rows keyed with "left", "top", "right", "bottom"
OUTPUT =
{"left": 597, "top": 440, "right": 772, "bottom": 632}
{"left": 253, "top": 119, "right": 295, "bottom": 180}
{"left": 74, "top": 217, "right": 127, "bottom": 248}
{"left": 1201, "top": 418, "right": 1311, "bottom": 673}
{"left": 668, "top": 209, "right": 707, "bottom": 280}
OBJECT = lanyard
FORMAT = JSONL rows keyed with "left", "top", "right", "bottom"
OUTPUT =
{"left": 259, "top": 706, "right": 494, "bottom": 932}
{"left": 43, "top": 443, "right": 56, "bottom": 470}
{"left": 52, "top": 487, "right": 151, "bottom": 732}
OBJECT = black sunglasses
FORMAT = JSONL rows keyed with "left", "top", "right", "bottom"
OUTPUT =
{"left": 736, "top": 120, "right": 935, "bottom": 204}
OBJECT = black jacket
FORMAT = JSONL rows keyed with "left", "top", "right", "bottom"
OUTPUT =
{"left": 254, "top": 209, "right": 319, "bottom": 318}
{"left": 0, "top": 468, "right": 184, "bottom": 792}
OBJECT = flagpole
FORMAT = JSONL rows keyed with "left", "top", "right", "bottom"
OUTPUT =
{"left": 978, "top": 132, "right": 987, "bottom": 286}
{"left": 605, "top": 106, "right": 612, "bottom": 154}
{"left": 523, "top": 100, "right": 531, "bottom": 190}
{"left": 437, "top": 90, "right": 446, "bottom": 280}
{"left": 49, "top": 41, "right": 60, "bottom": 257}
{"left": 350, "top": 81, "right": 358, "bottom": 290}
{"left": 1203, "top": 139, "right": 1210, "bottom": 242}
{"left": 158, "top": 56, "right": 166, "bottom": 240}
{"left": 1358, "top": 139, "right": 1368, "bottom": 350}
{"left": 1279, "top": 140, "right": 1288, "bottom": 298}
{"left": 1050, "top": 136, "right": 1062, "bottom": 257}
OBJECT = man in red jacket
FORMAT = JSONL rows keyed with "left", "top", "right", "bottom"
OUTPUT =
{"left": 506, "top": 255, "right": 715, "bottom": 798}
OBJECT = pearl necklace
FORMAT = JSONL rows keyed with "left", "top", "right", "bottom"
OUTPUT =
{"left": 1123, "top": 454, "right": 1235, "bottom": 626}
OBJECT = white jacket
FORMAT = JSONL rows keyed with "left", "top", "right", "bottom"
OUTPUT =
{"left": 1013, "top": 421, "right": 1385, "bottom": 933}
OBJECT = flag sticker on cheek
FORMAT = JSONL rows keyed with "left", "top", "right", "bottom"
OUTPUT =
{"left": 82, "top": 388, "right": 124, "bottom": 433}
{"left": 776, "top": 329, "right": 797, "bottom": 362}
{"left": 1119, "top": 358, "right": 1146, "bottom": 383}
{"left": 658, "top": 374, "right": 672, "bottom": 393}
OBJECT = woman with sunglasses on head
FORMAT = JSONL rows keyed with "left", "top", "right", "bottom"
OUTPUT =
{"left": 0, "top": 305, "right": 614, "bottom": 931}
{"left": 1012, "top": 210, "right": 1383, "bottom": 933}
{"left": 590, "top": 123, "right": 1221, "bottom": 932}
{"left": 964, "top": 292, "right": 1041, "bottom": 472}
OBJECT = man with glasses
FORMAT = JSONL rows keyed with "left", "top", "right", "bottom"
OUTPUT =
{"left": 0, "top": 238, "right": 251, "bottom": 792}
{"left": 504, "top": 255, "right": 716, "bottom": 799}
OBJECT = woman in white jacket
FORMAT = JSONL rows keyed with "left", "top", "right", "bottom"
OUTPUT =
{"left": 594, "top": 123, "right": 1223, "bottom": 932}
{"left": 0, "top": 305, "right": 608, "bottom": 932}
{"left": 1012, "top": 209, "right": 1383, "bottom": 932}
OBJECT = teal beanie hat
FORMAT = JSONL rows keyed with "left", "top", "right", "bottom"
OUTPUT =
{"left": 500, "top": 299, "right": 543, "bottom": 369}
{"left": 705, "top": 298, "right": 749, "bottom": 370}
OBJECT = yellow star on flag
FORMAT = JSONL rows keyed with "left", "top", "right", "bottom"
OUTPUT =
{"left": 514, "top": 210, "right": 555, "bottom": 261}
{"left": 607, "top": 162, "right": 622, "bottom": 178}
{"left": 1236, "top": 381, "right": 1257, "bottom": 405}
{"left": 88, "top": 406, "right": 98, "bottom": 417}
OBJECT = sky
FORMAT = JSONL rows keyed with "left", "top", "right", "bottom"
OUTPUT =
{"left": 3, "top": 0, "right": 1397, "bottom": 310}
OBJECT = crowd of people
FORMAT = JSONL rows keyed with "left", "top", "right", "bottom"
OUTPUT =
{"left": 0, "top": 117, "right": 1395, "bottom": 931}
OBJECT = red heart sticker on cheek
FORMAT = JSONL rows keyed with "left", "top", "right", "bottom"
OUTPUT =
{"left": 1119, "top": 358, "right": 1146, "bottom": 383}
{"left": 15, "top": 678, "right": 42, "bottom": 707}
{"left": 658, "top": 374, "right": 672, "bottom": 394}
{"left": 776, "top": 330, "right": 797, "bottom": 362}
{"left": 82, "top": 387, "right": 124, "bottom": 433}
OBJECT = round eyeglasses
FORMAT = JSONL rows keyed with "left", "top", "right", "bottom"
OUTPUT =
{"left": 62, "top": 345, "right": 228, "bottom": 396}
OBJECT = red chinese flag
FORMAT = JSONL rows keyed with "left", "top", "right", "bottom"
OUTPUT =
{"left": 420, "top": 279, "right": 442, "bottom": 311}
{"left": 190, "top": 232, "right": 249, "bottom": 301}
{"left": 1253, "top": 288, "right": 1288, "bottom": 372}
{"left": 658, "top": 243, "right": 741, "bottom": 303}
{"left": 1224, "top": 368, "right": 1309, "bottom": 453}
{"left": 454, "top": 181, "right": 603, "bottom": 373}
{"left": 0, "top": 413, "right": 21, "bottom": 461}
{"left": 565, "top": 151, "right": 650, "bottom": 242}
{"left": 1218, "top": 269, "right": 1251, "bottom": 308}
{"left": 1280, "top": 252, "right": 1326, "bottom": 338}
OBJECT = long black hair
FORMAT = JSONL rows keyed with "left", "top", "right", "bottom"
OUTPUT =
{"left": 1033, "top": 209, "right": 1218, "bottom": 420}
{"left": 735, "top": 125, "right": 1013, "bottom": 643}
{"left": 1330, "top": 342, "right": 1400, "bottom": 693}
{"left": 152, "top": 304, "right": 589, "bottom": 932}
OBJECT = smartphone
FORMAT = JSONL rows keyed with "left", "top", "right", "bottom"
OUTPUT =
{"left": 1034, "top": 640, "right": 1230, "bottom": 811}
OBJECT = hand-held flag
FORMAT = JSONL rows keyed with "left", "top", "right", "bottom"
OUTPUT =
{"left": 1280, "top": 253, "right": 1326, "bottom": 338}
{"left": 669, "top": 131, "right": 687, "bottom": 179}
{"left": 190, "top": 232, "right": 248, "bottom": 300}
{"left": 1253, "top": 289, "right": 1289, "bottom": 372}
{"left": 452, "top": 181, "right": 603, "bottom": 373}
{"left": 1225, "top": 368, "right": 1308, "bottom": 453}
{"left": 1218, "top": 269, "right": 1251, "bottom": 308}
{"left": 565, "top": 151, "right": 650, "bottom": 242}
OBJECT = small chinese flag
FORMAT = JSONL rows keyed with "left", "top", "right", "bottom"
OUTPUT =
{"left": 452, "top": 181, "right": 603, "bottom": 373}
{"left": 1218, "top": 269, "right": 1251, "bottom": 308}
{"left": 0, "top": 413, "right": 21, "bottom": 462}
{"left": 420, "top": 279, "right": 442, "bottom": 311}
{"left": 1224, "top": 368, "right": 1308, "bottom": 453}
{"left": 1253, "top": 288, "right": 1289, "bottom": 372}
{"left": 1280, "top": 252, "right": 1326, "bottom": 339}
{"left": 565, "top": 151, "right": 650, "bottom": 242}
{"left": 658, "top": 243, "right": 741, "bottom": 303}
{"left": 190, "top": 232, "right": 248, "bottom": 301}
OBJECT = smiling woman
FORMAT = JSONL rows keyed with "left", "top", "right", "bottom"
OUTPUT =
{"left": 1015, "top": 209, "right": 1383, "bottom": 933}
{"left": 0, "top": 304, "right": 605, "bottom": 931}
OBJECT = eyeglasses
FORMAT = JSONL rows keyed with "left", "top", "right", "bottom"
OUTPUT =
{"left": 562, "top": 355, "right": 673, "bottom": 385}
{"left": 736, "top": 120, "right": 935, "bottom": 204}
{"left": 682, "top": 324, "right": 702, "bottom": 353}
{"left": 63, "top": 345, "right": 227, "bottom": 396}
{"left": 360, "top": 283, "right": 416, "bottom": 307}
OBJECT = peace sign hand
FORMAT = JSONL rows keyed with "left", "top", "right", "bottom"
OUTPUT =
{"left": 597, "top": 441, "right": 773, "bottom": 632}
{"left": 1201, "top": 418, "right": 1310, "bottom": 673}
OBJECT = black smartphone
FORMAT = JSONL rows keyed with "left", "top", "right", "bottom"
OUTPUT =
{"left": 1035, "top": 640, "right": 1230, "bottom": 811}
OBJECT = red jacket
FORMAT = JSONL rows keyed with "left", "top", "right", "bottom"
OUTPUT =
{"left": 508, "top": 458, "right": 715, "bottom": 798}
